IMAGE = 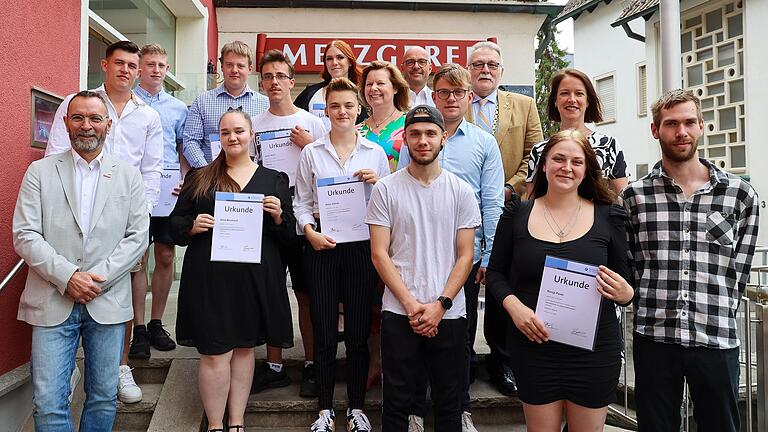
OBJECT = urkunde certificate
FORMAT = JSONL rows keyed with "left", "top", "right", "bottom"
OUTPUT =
{"left": 535, "top": 256, "right": 603, "bottom": 351}
{"left": 316, "top": 175, "right": 370, "bottom": 244}
{"left": 257, "top": 129, "right": 301, "bottom": 186}
{"left": 209, "top": 134, "right": 222, "bottom": 160}
{"left": 151, "top": 163, "right": 181, "bottom": 217}
{"left": 210, "top": 192, "right": 264, "bottom": 263}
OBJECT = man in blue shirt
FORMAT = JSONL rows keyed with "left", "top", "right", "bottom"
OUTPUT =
{"left": 398, "top": 64, "right": 504, "bottom": 432}
{"left": 127, "top": 43, "right": 189, "bottom": 365}
{"left": 183, "top": 40, "right": 269, "bottom": 167}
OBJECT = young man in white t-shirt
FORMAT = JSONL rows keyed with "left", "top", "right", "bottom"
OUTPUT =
{"left": 365, "top": 105, "right": 481, "bottom": 431}
{"left": 250, "top": 50, "right": 326, "bottom": 398}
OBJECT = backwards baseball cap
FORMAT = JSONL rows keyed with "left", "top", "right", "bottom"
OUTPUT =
{"left": 405, "top": 105, "right": 445, "bottom": 131}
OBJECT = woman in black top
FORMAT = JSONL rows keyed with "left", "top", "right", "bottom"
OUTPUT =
{"left": 486, "top": 129, "right": 634, "bottom": 431}
{"left": 170, "top": 109, "right": 295, "bottom": 432}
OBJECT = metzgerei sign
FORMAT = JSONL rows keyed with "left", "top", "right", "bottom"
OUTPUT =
{"left": 259, "top": 37, "right": 487, "bottom": 73}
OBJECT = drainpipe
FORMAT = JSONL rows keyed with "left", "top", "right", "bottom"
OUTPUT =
{"left": 660, "top": 0, "right": 682, "bottom": 92}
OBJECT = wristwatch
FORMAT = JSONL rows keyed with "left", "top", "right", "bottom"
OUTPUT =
{"left": 437, "top": 296, "right": 453, "bottom": 310}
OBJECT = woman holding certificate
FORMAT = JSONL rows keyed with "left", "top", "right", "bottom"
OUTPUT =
{"left": 486, "top": 130, "right": 634, "bottom": 432}
{"left": 170, "top": 109, "right": 295, "bottom": 432}
{"left": 294, "top": 77, "right": 390, "bottom": 432}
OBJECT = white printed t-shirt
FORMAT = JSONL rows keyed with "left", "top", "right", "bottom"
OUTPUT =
{"left": 364, "top": 168, "right": 481, "bottom": 319}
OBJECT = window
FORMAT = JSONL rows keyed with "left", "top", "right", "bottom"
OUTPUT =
{"left": 637, "top": 63, "right": 648, "bottom": 117}
{"left": 681, "top": 1, "right": 745, "bottom": 174}
{"left": 595, "top": 73, "right": 616, "bottom": 124}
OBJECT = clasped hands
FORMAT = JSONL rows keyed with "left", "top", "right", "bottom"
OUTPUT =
{"left": 405, "top": 300, "right": 445, "bottom": 338}
{"left": 66, "top": 271, "right": 105, "bottom": 304}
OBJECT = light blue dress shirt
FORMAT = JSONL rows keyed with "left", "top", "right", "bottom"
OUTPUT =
{"left": 134, "top": 85, "right": 188, "bottom": 164}
{"left": 182, "top": 85, "right": 268, "bottom": 167}
{"left": 398, "top": 119, "right": 504, "bottom": 266}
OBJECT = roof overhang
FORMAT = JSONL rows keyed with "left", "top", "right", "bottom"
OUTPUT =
{"left": 611, "top": 2, "right": 658, "bottom": 28}
{"left": 551, "top": 0, "right": 606, "bottom": 26}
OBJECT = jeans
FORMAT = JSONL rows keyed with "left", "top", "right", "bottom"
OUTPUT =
{"left": 31, "top": 303, "right": 125, "bottom": 432}
{"left": 633, "top": 333, "right": 740, "bottom": 432}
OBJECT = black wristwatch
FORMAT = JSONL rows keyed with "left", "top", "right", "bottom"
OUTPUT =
{"left": 437, "top": 296, "right": 453, "bottom": 310}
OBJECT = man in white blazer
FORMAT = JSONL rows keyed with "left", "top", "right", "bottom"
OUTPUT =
{"left": 13, "top": 90, "right": 149, "bottom": 431}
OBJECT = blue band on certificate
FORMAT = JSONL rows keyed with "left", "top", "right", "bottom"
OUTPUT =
{"left": 544, "top": 256, "right": 598, "bottom": 277}
{"left": 257, "top": 129, "right": 291, "bottom": 140}
{"left": 317, "top": 175, "right": 361, "bottom": 187}
{"left": 215, "top": 191, "right": 264, "bottom": 203}
{"left": 209, "top": 133, "right": 219, "bottom": 142}
{"left": 163, "top": 162, "right": 180, "bottom": 171}
{"left": 311, "top": 103, "right": 325, "bottom": 110}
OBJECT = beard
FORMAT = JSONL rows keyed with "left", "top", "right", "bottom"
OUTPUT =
{"left": 71, "top": 133, "right": 104, "bottom": 153}
{"left": 408, "top": 146, "right": 441, "bottom": 166}
{"left": 660, "top": 135, "right": 699, "bottom": 163}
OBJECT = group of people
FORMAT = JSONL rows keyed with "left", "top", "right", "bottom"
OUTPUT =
{"left": 12, "top": 35, "right": 758, "bottom": 432}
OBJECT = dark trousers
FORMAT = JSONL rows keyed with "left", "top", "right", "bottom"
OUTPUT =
{"left": 410, "top": 263, "right": 479, "bottom": 416}
{"left": 483, "top": 266, "right": 512, "bottom": 377}
{"left": 633, "top": 333, "right": 740, "bottom": 432}
{"left": 382, "top": 312, "right": 466, "bottom": 432}
{"left": 306, "top": 241, "right": 377, "bottom": 410}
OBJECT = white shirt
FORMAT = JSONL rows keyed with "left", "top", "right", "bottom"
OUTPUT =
{"left": 364, "top": 168, "right": 481, "bottom": 319}
{"left": 251, "top": 108, "right": 327, "bottom": 160}
{"left": 71, "top": 149, "right": 105, "bottom": 244}
{"left": 408, "top": 86, "right": 435, "bottom": 107}
{"left": 47, "top": 85, "right": 163, "bottom": 212}
{"left": 293, "top": 133, "right": 390, "bottom": 233}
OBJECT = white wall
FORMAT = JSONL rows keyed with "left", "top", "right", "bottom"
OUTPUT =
{"left": 572, "top": 0, "right": 651, "bottom": 180}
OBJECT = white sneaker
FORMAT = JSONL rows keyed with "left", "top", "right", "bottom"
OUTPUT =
{"left": 346, "top": 408, "right": 372, "bottom": 432}
{"left": 68, "top": 365, "right": 81, "bottom": 404}
{"left": 311, "top": 409, "right": 335, "bottom": 432}
{"left": 118, "top": 365, "right": 143, "bottom": 403}
{"left": 408, "top": 414, "right": 425, "bottom": 432}
{"left": 461, "top": 411, "right": 479, "bottom": 432}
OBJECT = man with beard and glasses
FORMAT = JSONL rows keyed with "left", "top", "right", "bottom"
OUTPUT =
{"left": 620, "top": 89, "right": 759, "bottom": 432}
{"left": 365, "top": 105, "right": 481, "bottom": 431}
{"left": 400, "top": 46, "right": 434, "bottom": 107}
{"left": 45, "top": 40, "right": 163, "bottom": 404}
{"left": 13, "top": 91, "right": 149, "bottom": 431}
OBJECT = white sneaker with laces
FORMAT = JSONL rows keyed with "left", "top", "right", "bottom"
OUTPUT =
{"left": 461, "top": 411, "right": 479, "bottom": 432}
{"left": 346, "top": 408, "right": 372, "bottom": 432}
{"left": 118, "top": 365, "right": 143, "bottom": 403}
{"left": 408, "top": 414, "right": 425, "bottom": 432}
{"left": 311, "top": 409, "right": 335, "bottom": 432}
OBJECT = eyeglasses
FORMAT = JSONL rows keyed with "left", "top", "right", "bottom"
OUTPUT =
{"left": 261, "top": 73, "right": 292, "bottom": 81}
{"left": 69, "top": 115, "right": 107, "bottom": 125}
{"left": 404, "top": 59, "right": 429, "bottom": 68}
{"left": 435, "top": 89, "right": 469, "bottom": 100}
{"left": 470, "top": 61, "right": 501, "bottom": 71}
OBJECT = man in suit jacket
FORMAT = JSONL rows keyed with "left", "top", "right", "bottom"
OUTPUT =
{"left": 466, "top": 41, "right": 543, "bottom": 199}
{"left": 465, "top": 41, "right": 543, "bottom": 399}
{"left": 13, "top": 90, "right": 149, "bottom": 431}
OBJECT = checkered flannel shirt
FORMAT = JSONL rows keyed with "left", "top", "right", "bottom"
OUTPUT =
{"left": 182, "top": 84, "right": 268, "bottom": 168}
{"left": 620, "top": 159, "right": 759, "bottom": 349}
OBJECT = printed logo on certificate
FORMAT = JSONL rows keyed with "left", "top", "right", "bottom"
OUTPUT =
{"left": 210, "top": 134, "right": 222, "bottom": 160}
{"left": 316, "top": 175, "right": 371, "bottom": 244}
{"left": 211, "top": 192, "right": 264, "bottom": 263}
{"left": 256, "top": 129, "right": 301, "bottom": 186}
{"left": 151, "top": 163, "right": 181, "bottom": 217}
{"left": 535, "top": 256, "right": 603, "bottom": 351}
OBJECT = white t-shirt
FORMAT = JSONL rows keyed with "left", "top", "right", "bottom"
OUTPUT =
{"left": 307, "top": 88, "right": 332, "bottom": 132}
{"left": 364, "top": 168, "right": 481, "bottom": 319}
{"left": 251, "top": 108, "right": 327, "bottom": 160}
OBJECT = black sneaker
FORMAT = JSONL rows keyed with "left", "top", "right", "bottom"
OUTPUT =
{"left": 147, "top": 319, "right": 176, "bottom": 351}
{"left": 250, "top": 363, "right": 290, "bottom": 394}
{"left": 299, "top": 363, "right": 318, "bottom": 398}
{"left": 128, "top": 325, "right": 151, "bottom": 359}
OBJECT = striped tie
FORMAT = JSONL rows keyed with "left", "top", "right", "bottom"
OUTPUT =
{"left": 476, "top": 98, "right": 492, "bottom": 133}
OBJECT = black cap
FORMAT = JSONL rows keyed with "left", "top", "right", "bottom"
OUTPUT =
{"left": 405, "top": 105, "right": 445, "bottom": 131}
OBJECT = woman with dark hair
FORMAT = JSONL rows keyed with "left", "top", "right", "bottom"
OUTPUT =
{"left": 357, "top": 61, "right": 411, "bottom": 172}
{"left": 526, "top": 68, "right": 630, "bottom": 197}
{"left": 293, "top": 77, "right": 390, "bottom": 432}
{"left": 294, "top": 39, "right": 365, "bottom": 128}
{"left": 487, "top": 129, "right": 634, "bottom": 431}
{"left": 170, "top": 109, "right": 295, "bottom": 432}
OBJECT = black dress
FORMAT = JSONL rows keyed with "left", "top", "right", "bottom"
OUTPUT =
{"left": 486, "top": 198, "right": 631, "bottom": 408}
{"left": 169, "top": 167, "right": 296, "bottom": 355}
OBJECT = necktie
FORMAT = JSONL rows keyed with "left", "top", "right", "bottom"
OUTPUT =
{"left": 476, "top": 98, "right": 492, "bottom": 134}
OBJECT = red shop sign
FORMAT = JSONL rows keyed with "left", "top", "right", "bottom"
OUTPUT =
{"left": 256, "top": 35, "right": 492, "bottom": 73}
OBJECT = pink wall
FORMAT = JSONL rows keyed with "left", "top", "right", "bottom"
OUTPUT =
{"left": 0, "top": 1, "right": 82, "bottom": 375}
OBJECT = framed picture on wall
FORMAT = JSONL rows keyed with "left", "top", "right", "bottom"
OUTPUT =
{"left": 31, "top": 87, "right": 64, "bottom": 150}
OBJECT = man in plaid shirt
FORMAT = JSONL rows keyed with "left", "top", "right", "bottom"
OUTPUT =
{"left": 620, "top": 89, "right": 759, "bottom": 432}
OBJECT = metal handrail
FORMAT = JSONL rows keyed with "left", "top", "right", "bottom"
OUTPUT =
{"left": 0, "top": 259, "right": 26, "bottom": 294}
